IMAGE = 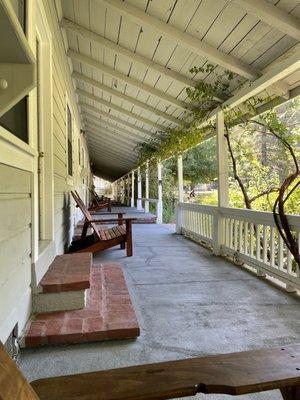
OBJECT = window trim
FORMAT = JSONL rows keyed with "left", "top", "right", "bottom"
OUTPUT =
{"left": 66, "top": 98, "right": 74, "bottom": 178}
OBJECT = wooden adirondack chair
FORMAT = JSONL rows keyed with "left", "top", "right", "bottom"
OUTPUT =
{"left": 87, "top": 188, "right": 111, "bottom": 212}
{"left": 70, "top": 191, "right": 134, "bottom": 256}
{"left": 1, "top": 341, "right": 299, "bottom": 400}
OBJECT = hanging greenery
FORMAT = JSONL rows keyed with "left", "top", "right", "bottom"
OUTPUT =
{"left": 136, "top": 65, "right": 241, "bottom": 165}
{"left": 135, "top": 62, "right": 300, "bottom": 270}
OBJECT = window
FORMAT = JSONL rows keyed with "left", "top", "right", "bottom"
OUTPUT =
{"left": 0, "top": 98, "right": 28, "bottom": 142}
{"left": 0, "top": 0, "right": 28, "bottom": 142}
{"left": 82, "top": 147, "right": 85, "bottom": 167}
{"left": 67, "top": 105, "right": 73, "bottom": 176}
{"left": 10, "top": 0, "right": 26, "bottom": 32}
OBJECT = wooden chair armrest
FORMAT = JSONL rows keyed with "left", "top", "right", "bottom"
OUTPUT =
{"left": 89, "top": 212, "right": 125, "bottom": 216}
{"left": 88, "top": 218, "right": 136, "bottom": 224}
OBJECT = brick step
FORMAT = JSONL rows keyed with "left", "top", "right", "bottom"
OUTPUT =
{"left": 33, "top": 254, "right": 92, "bottom": 313}
{"left": 24, "top": 263, "right": 140, "bottom": 347}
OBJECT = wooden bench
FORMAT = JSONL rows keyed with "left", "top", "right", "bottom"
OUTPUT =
{"left": 70, "top": 191, "right": 134, "bottom": 256}
{"left": 0, "top": 342, "right": 299, "bottom": 399}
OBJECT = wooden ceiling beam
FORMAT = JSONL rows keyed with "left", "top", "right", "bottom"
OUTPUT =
{"left": 233, "top": 0, "right": 300, "bottom": 41}
{"left": 89, "top": 150, "right": 133, "bottom": 168}
{"left": 87, "top": 130, "right": 137, "bottom": 153}
{"left": 67, "top": 49, "right": 189, "bottom": 110}
{"left": 73, "top": 72, "right": 180, "bottom": 125}
{"left": 84, "top": 120, "right": 142, "bottom": 145}
{"left": 83, "top": 113, "right": 146, "bottom": 142}
{"left": 76, "top": 88, "right": 165, "bottom": 131}
{"left": 87, "top": 134, "right": 137, "bottom": 157}
{"left": 61, "top": 18, "right": 196, "bottom": 89}
{"left": 80, "top": 102, "right": 154, "bottom": 138}
{"left": 87, "top": 142, "right": 136, "bottom": 163}
{"left": 100, "top": 0, "right": 259, "bottom": 80}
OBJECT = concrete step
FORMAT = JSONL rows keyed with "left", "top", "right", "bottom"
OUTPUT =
{"left": 33, "top": 254, "right": 92, "bottom": 313}
{"left": 24, "top": 262, "right": 140, "bottom": 347}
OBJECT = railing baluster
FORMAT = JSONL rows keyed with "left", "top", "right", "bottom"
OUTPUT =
{"left": 278, "top": 235, "right": 283, "bottom": 270}
{"left": 256, "top": 224, "right": 261, "bottom": 261}
{"left": 234, "top": 220, "right": 238, "bottom": 251}
{"left": 287, "top": 249, "right": 292, "bottom": 275}
{"left": 270, "top": 227, "right": 275, "bottom": 267}
{"left": 177, "top": 204, "right": 299, "bottom": 291}
{"left": 263, "top": 225, "right": 268, "bottom": 264}
{"left": 239, "top": 221, "right": 243, "bottom": 254}
{"left": 250, "top": 223, "right": 254, "bottom": 257}
{"left": 244, "top": 222, "right": 248, "bottom": 255}
{"left": 230, "top": 219, "right": 234, "bottom": 249}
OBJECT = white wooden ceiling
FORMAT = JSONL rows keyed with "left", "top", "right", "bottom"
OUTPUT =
{"left": 59, "top": 0, "right": 300, "bottom": 181}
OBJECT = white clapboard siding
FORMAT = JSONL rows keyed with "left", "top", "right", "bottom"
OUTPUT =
{"left": 0, "top": 164, "right": 32, "bottom": 341}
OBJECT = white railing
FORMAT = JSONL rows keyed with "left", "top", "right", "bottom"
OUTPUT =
{"left": 177, "top": 202, "right": 300, "bottom": 292}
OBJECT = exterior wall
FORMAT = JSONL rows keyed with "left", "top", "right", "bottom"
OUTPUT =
{"left": 0, "top": 0, "right": 91, "bottom": 343}
{"left": 0, "top": 165, "right": 32, "bottom": 342}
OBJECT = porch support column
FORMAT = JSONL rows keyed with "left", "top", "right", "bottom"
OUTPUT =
{"left": 157, "top": 160, "right": 163, "bottom": 224}
{"left": 176, "top": 154, "right": 184, "bottom": 233}
{"left": 137, "top": 166, "right": 143, "bottom": 210}
{"left": 213, "top": 110, "right": 229, "bottom": 255}
{"left": 127, "top": 174, "right": 130, "bottom": 206}
{"left": 121, "top": 178, "right": 124, "bottom": 204}
{"left": 131, "top": 170, "right": 135, "bottom": 207}
{"left": 144, "top": 160, "right": 149, "bottom": 213}
{"left": 177, "top": 154, "right": 184, "bottom": 203}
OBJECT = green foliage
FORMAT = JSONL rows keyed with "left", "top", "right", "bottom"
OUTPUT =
{"left": 135, "top": 59, "right": 299, "bottom": 218}
{"left": 183, "top": 138, "right": 217, "bottom": 185}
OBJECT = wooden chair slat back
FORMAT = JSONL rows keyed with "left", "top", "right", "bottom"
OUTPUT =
{"left": 71, "top": 191, "right": 101, "bottom": 240}
{"left": 0, "top": 343, "right": 39, "bottom": 400}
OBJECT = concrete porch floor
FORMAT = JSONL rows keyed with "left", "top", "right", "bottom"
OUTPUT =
{"left": 20, "top": 217, "right": 300, "bottom": 399}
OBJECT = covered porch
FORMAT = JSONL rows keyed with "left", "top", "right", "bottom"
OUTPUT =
{"left": 20, "top": 215, "right": 300, "bottom": 399}
{"left": 0, "top": 0, "right": 300, "bottom": 398}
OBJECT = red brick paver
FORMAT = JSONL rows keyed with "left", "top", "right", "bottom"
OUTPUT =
{"left": 39, "top": 254, "right": 92, "bottom": 293}
{"left": 25, "top": 263, "right": 140, "bottom": 347}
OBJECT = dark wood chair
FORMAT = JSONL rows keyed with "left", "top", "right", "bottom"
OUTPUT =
{"left": 70, "top": 191, "right": 134, "bottom": 256}
{"left": 0, "top": 341, "right": 299, "bottom": 400}
{"left": 87, "top": 188, "right": 111, "bottom": 212}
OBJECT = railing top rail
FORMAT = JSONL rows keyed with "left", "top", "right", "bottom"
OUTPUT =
{"left": 178, "top": 202, "right": 300, "bottom": 231}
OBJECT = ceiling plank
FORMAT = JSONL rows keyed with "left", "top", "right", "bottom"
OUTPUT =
{"left": 73, "top": 72, "right": 180, "bottom": 125}
{"left": 233, "top": 0, "right": 300, "bottom": 41}
{"left": 80, "top": 102, "right": 154, "bottom": 138}
{"left": 90, "top": 151, "right": 133, "bottom": 168}
{"left": 84, "top": 120, "right": 141, "bottom": 145}
{"left": 76, "top": 88, "right": 165, "bottom": 130}
{"left": 90, "top": 150, "right": 133, "bottom": 166}
{"left": 67, "top": 49, "right": 190, "bottom": 110}
{"left": 61, "top": 18, "right": 196, "bottom": 88}
{"left": 100, "top": 0, "right": 260, "bottom": 80}
{"left": 87, "top": 130, "right": 137, "bottom": 152}
{"left": 88, "top": 142, "right": 136, "bottom": 163}
{"left": 87, "top": 134, "right": 137, "bottom": 157}
{"left": 83, "top": 114, "right": 144, "bottom": 142}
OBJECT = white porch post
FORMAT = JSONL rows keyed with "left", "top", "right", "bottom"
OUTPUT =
{"left": 177, "top": 154, "right": 184, "bottom": 203}
{"left": 157, "top": 161, "right": 163, "bottom": 224}
{"left": 131, "top": 170, "right": 135, "bottom": 207}
{"left": 121, "top": 178, "right": 124, "bottom": 204}
{"left": 144, "top": 160, "right": 149, "bottom": 213}
{"left": 176, "top": 154, "right": 184, "bottom": 233}
{"left": 213, "top": 111, "right": 229, "bottom": 255}
{"left": 137, "top": 166, "right": 142, "bottom": 210}
{"left": 126, "top": 174, "right": 130, "bottom": 206}
{"left": 217, "top": 111, "right": 229, "bottom": 207}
